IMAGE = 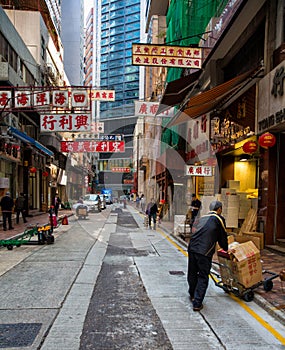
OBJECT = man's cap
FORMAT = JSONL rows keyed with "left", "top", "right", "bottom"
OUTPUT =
{"left": 6, "top": 191, "right": 10, "bottom": 196}
{"left": 209, "top": 200, "right": 222, "bottom": 211}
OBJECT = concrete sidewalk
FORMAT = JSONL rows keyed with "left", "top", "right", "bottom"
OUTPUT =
{"left": 0, "top": 208, "right": 73, "bottom": 241}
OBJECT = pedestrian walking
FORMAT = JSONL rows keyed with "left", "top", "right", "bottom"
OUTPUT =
{"left": 52, "top": 194, "right": 61, "bottom": 217}
{"left": 140, "top": 194, "right": 146, "bottom": 212}
{"left": 187, "top": 200, "right": 228, "bottom": 311}
{"left": 0, "top": 191, "right": 15, "bottom": 231}
{"left": 15, "top": 192, "right": 27, "bottom": 224}
{"left": 146, "top": 198, "right": 158, "bottom": 230}
{"left": 190, "top": 193, "right": 202, "bottom": 230}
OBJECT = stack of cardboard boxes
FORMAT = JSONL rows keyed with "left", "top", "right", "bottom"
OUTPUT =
{"left": 217, "top": 240, "right": 263, "bottom": 289}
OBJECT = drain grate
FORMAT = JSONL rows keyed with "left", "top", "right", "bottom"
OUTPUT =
{"left": 0, "top": 323, "right": 42, "bottom": 348}
{"left": 169, "top": 270, "right": 185, "bottom": 275}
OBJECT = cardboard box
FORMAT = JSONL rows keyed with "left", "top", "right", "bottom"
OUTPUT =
{"left": 242, "top": 232, "right": 264, "bottom": 249}
{"left": 234, "top": 234, "right": 261, "bottom": 250}
{"left": 217, "top": 241, "right": 262, "bottom": 289}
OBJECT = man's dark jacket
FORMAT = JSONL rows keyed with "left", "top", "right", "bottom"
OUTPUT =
{"left": 188, "top": 211, "right": 228, "bottom": 258}
{"left": 0, "top": 195, "right": 14, "bottom": 212}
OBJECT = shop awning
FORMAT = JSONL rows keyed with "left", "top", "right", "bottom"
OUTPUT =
{"left": 8, "top": 127, "right": 54, "bottom": 157}
{"left": 167, "top": 67, "right": 263, "bottom": 127}
{"left": 156, "top": 69, "right": 202, "bottom": 115}
{"left": 34, "top": 141, "right": 54, "bottom": 157}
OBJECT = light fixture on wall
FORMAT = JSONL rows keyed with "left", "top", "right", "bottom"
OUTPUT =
{"left": 239, "top": 154, "right": 250, "bottom": 162}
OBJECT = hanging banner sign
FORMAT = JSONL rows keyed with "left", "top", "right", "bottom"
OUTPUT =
{"left": 185, "top": 165, "right": 213, "bottom": 177}
{"left": 132, "top": 43, "right": 202, "bottom": 69}
{"left": 61, "top": 141, "right": 125, "bottom": 153}
{"left": 0, "top": 87, "right": 91, "bottom": 112}
{"left": 111, "top": 167, "right": 131, "bottom": 173}
{"left": 40, "top": 114, "right": 91, "bottom": 132}
{"left": 134, "top": 101, "right": 175, "bottom": 117}
{"left": 90, "top": 90, "right": 115, "bottom": 101}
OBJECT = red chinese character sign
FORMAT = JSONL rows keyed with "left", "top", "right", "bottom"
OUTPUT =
{"left": 40, "top": 114, "right": 91, "bottom": 132}
{"left": 185, "top": 165, "right": 213, "bottom": 176}
{"left": 0, "top": 90, "right": 12, "bottom": 108}
{"left": 132, "top": 43, "right": 202, "bottom": 69}
{"left": 61, "top": 141, "right": 125, "bottom": 153}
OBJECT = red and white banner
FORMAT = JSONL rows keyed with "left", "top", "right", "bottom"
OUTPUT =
{"left": 40, "top": 114, "right": 91, "bottom": 132}
{"left": 61, "top": 141, "right": 125, "bottom": 153}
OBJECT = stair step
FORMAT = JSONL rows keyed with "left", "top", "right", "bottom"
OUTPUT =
{"left": 265, "top": 245, "right": 285, "bottom": 256}
{"left": 276, "top": 238, "right": 285, "bottom": 248}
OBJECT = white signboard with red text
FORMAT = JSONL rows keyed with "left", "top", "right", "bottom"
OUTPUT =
{"left": 134, "top": 101, "right": 175, "bottom": 118}
{"left": 132, "top": 44, "right": 202, "bottom": 69}
{"left": 185, "top": 165, "right": 213, "bottom": 176}
{"left": 40, "top": 114, "right": 91, "bottom": 132}
{"left": 61, "top": 141, "right": 125, "bottom": 153}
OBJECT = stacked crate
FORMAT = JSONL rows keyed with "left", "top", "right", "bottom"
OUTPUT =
{"left": 220, "top": 188, "right": 240, "bottom": 228}
{"left": 237, "top": 192, "right": 251, "bottom": 219}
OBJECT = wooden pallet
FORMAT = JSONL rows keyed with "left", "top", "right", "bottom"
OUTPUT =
{"left": 239, "top": 208, "right": 257, "bottom": 234}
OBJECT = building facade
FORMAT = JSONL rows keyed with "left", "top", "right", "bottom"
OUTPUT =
{"left": 84, "top": 0, "right": 144, "bottom": 196}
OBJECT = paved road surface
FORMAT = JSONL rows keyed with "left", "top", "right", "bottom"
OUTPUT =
{"left": 0, "top": 204, "right": 284, "bottom": 349}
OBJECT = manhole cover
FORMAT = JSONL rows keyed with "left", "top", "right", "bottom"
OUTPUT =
{"left": 0, "top": 323, "right": 42, "bottom": 348}
{"left": 169, "top": 270, "right": 185, "bottom": 275}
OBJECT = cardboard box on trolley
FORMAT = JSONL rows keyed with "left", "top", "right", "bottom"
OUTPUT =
{"left": 217, "top": 241, "right": 262, "bottom": 289}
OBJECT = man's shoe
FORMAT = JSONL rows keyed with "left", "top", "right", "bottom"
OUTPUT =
{"left": 9, "top": 227, "right": 14, "bottom": 230}
{"left": 193, "top": 304, "right": 203, "bottom": 311}
{"left": 24, "top": 221, "right": 27, "bottom": 223}
{"left": 3, "top": 228, "right": 7, "bottom": 231}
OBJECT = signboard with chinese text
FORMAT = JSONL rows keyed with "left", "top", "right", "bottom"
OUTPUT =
{"left": 90, "top": 90, "right": 115, "bottom": 101}
{"left": 0, "top": 91, "right": 12, "bottom": 108}
{"left": 258, "top": 61, "right": 285, "bottom": 132}
{"left": 185, "top": 165, "right": 213, "bottom": 177}
{"left": 111, "top": 167, "right": 131, "bottom": 173}
{"left": 0, "top": 87, "right": 92, "bottom": 113}
{"left": 15, "top": 90, "right": 32, "bottom": 108}
{"left": 134, "top": 101, "right": 175, "bottom": 118}
{"left": 186, "top": 114, "right": 210, "bottom": 162}
{"left": 61, "top": 141, "right": 125, "bottom": 153}
{"left": 40, "top": 114, "right": 91, "bottom": 132}
{"left": 132, "top": 43, "right": 202, "bottom": 69}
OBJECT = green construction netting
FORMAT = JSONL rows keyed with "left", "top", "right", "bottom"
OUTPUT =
{"left": 161, "top": 116, "right": 180, "bottom": 154}
{"left": 166, "top": 0, "right": 227, "bottom": 82}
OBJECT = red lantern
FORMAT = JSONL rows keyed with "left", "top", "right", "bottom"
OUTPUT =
{"left": 30, "top": 167, "right": 37, "bottom": 173}
{"left": 42, "top": 171, "right": 49, "bottom": 177}
{"left": 258, "top": 132, "right": 276, "bottom": 149}
{"left": 242, "top": 141, "right": 258, "bottom": 154}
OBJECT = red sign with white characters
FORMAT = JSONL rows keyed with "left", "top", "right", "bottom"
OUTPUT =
{"left": 61, "top": 141, "right": 125, "bottom": 153}
{"left": 40, "top": 114, "right": 91, "bottom": 132}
